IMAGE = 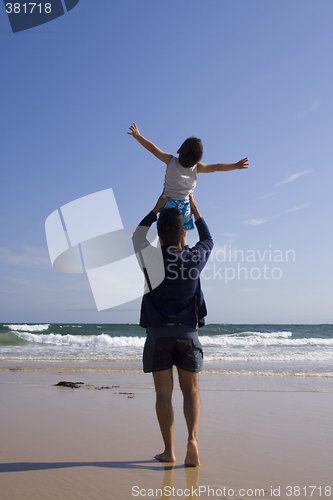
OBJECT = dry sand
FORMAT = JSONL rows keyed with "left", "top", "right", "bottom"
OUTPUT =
{"left": 1, "top": 369, "right": 332, "bottom": 500}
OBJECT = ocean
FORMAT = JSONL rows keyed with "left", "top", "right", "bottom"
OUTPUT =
{"left": 1, "top": 323, "right": 333, "bottom": 380}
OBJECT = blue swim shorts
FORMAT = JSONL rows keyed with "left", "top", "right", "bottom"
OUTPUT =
{"left": 163, "top": 199, "right": 194, "bottom": 231}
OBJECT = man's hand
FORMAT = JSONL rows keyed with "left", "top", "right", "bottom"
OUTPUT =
{"left": 236, "top": 157, "right": 249, "bottom": 169}
{"left": 189, "top": 194, "right": 202, "bottom": 221}
{"left": 153, "top": 193, "right": 171, "bottom": 214}
{"left": 127, "top": 122, "right": 140, "bottom": 139}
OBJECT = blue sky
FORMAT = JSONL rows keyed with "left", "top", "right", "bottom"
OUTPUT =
{"left": 1, "top": 0, "right": 333, "bottom": 323}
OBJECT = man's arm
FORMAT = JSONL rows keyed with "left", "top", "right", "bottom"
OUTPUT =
{"left": 197, "top": 157, "right": 249, "bottom": 173}
{"left": 132, "top": 195, "right": 170, "bottom": 291}
{"left": 132, "top": 194, "right": 171, "bottom": 253}
{"left": 189, "top": 193, "right": 202, "bottom": 221}
{"left": 128, "top": 122, "right": 173, "bottom": 165}
{"left": 189, "top": 194, "right": 213, "bottom": 258}
{"left": 152, "top": 193, "right": 172, "bottom": 214}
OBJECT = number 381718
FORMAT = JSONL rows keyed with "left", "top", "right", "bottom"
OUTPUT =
{"left": 5, "top": 3, "right": 52, "bottom": 14}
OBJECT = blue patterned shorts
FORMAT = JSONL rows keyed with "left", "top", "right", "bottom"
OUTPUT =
{"left": 163, "top": 199, "right": 194, "bottom": 231}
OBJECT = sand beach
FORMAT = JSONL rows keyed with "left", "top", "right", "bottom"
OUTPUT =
{"left": 1, "top": 367, "right": 332, "bottom": 500}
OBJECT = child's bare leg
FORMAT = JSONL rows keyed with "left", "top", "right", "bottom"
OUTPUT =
{"left": 181, "top": 231, "right": 187, "bottom": 247}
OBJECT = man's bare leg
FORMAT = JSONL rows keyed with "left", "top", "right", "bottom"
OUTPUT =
{"left": 177, "top": 367, "right": 201, "bottom": 466}
{"left": 153, "top": 368, "right": 176, "bottom": 462}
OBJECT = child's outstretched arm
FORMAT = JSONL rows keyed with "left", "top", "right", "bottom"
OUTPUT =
{"left": 127, "top": 122, "right": 172, "bottom": 165}
{"left": 197, "top": 157, "right": 249, "bottom": 173}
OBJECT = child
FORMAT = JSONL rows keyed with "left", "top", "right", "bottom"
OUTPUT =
{"left": 128, "top": 122, "right": 248, "bottom": 231}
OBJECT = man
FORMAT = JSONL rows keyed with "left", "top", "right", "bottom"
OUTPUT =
{"left": 132, "top": 193, "right": 213, "bottom": 466}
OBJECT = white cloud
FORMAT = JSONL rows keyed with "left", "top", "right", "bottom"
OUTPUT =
{"left": 0, "top": 245, "right": 50, "bottom": 268}
{"left": 283, "top": 202, "right": 312, "bottom": 214}
{"left": 256, "top": 192, "right": 276, "bottom": 201}
{"left": 222, "top": 233, "right": 238, "bottom": 239}
{"left": 242, "top": 202, "right": 311, "bottom": 226}
{"left": 298, "top": 99, "right": 320, "bottom": 119}
{"left": 243, "top": 219, "right": 267, "bottom": 226}
{"left": 275, "top": 170, "right": 312, "bottom": 187}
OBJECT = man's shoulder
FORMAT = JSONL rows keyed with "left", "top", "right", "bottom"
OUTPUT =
{"left": 162, "top": 246, "right": 195, "bottom": 260}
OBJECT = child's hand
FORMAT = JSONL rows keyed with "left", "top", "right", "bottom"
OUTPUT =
{"left": 236, "top": 158, "right": 249, "bottom": 169}
{"left": 127, "top": 122, "right": 140, "bottom": 138}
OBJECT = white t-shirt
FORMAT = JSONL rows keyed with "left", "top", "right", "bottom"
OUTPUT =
{"left": 163, "top": 156, "right": 197, "bottom": 200}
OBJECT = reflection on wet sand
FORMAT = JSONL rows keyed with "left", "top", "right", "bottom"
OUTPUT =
{"left": 158, "top": 463, "right": 199, "bottom": 499}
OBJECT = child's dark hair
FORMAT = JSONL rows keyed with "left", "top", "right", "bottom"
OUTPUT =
{"left": 178, "top": 137, "right": 203, "bottom": 168}
{"left": 157, "top": 208, "right": 183, "bottom": 248}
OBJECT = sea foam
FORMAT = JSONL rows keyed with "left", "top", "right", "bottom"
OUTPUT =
{"left": 12, "top": 331, "right": 145, "bottom": 347}
{"left": 5, "top": 324, "right": 50, "bottom": 332}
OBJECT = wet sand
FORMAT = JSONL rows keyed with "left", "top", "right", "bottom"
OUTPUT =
{"left": 0, "top": 369, "right": 332, "bottom": 500}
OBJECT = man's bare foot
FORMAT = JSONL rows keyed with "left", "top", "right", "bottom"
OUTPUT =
{"left": 184, "top": 439, "right": 200, "bottom": 467}
{"left": 154, "top": 452, "right": 176, "bottom": 463}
